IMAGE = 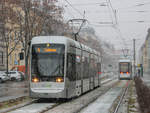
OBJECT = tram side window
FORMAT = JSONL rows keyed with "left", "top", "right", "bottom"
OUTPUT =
{"left": 94, "top": 56, "right": 98, "bottom": 75}
{"left": 76, "top": 48, "right": 81, "bottom": 80}
{"left": 83, "top": 53, "right": 89, "bottom": 79}
{"left": 93, "top": 56, "right": 97, "bottom": 77}
{"left": 67, "top": 53, "right": 76, "bottom": 81}
{"left": 85, "top": 52, "right": 90, "bottom": 79}
{"left": 97, "top": 62, "right": 101, "bottom": 73}
{"left": 90, "top": 56, "right": 94, "bottom": 77}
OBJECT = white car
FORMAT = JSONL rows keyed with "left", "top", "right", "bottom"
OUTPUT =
{"left": 6, "top": 71, "right": 22, "bottom": 81}
{"left": 0, "top": 71, "right": 9, "bottom": 83}
{"left": 18, "top": 71, "right": 25, "bottom": 81}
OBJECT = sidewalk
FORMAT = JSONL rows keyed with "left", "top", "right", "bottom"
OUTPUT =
{"left": 141, "top": 73, "right": 150, "bottom": 87}
{"left": 0, "top": 94, "right": 28, "bottom": 103}
{"left": 0, "top": 81, "right": 29, "bottom": 103}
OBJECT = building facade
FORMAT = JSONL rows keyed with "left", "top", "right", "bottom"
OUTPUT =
{"left": 0, "top": 22, "right": 6, "bottom": 71}
{"left": 139, "top": 28, "right": 150, "bottom": 73}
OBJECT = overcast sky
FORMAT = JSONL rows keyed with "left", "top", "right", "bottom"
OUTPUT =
{"left": 59, "top": 0, "right": 150, "bottom": 50}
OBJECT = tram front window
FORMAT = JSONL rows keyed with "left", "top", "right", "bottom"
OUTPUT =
{"left": 120, "top": 63, "right": 129, "bottom": 73}
{"left": 31, "top": 44, "right": 65, "bottom": 82}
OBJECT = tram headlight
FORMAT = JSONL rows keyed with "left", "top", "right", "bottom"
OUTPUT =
{"left": 120, "top": 72, "right": 123, "bottom": 74}
{"left": 32, "top": 77, "right": 39, "bottom": 83}
{"left": 56, "top": 77, "right": 64, "bottom": 83}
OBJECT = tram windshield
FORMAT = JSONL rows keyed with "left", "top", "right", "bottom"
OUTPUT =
{"left": 31, "top": 44, "right": 65, "bottom": 81}
{"left": 119, "top": 62, "right": 130, "bottom": 73}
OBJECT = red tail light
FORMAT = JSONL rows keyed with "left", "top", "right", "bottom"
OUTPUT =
{"left": 126, "top": 72, "right": 129, "bottom": 74}
{"left": 98, "top": 72, "right": 102, "bottom": 74}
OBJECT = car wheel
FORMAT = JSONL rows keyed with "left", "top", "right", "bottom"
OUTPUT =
{"left": 11, "top": 77, "right": 16, "bottom": 81}
{"left": 17, "top": 78, "right": 22, "bottom": 82}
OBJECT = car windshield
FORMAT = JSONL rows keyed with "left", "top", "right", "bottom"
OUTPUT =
{"left": 31, "top": 44, "right": 65, "bottom": 77}
{"left": 10, "top": 72, "right": 16, "bottom": 74}
{"left": 5, "top": 72, "right": 16, "bottom": 74}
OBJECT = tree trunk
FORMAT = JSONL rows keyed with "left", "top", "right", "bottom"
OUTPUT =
{"left": 6, "top": 46, "right": 9, "bottom": 75}
{"left": 25, "top": 52, "right": 28, "bottom": 80}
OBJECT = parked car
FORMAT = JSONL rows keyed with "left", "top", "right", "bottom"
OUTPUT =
{"left": 18, "top": 71, "right": 25, "bottom": 81}
{"left": 0, "top": 71, "right": 9, "bottom": 83}
{"left": 5, "top": 71, "right": 22, "bottom": 81}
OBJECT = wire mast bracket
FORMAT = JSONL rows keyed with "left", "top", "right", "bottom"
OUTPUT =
{"left": 67, "top": 19, "right": 88, "bottom": 41}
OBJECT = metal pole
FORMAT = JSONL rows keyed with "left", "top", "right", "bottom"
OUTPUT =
{"left": 133, "top": 39, "right": 136, "bottom": 76}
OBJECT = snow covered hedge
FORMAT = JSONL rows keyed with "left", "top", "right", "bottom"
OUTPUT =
{"left": 134, "top": 76, "right": 150, "bottom": 113}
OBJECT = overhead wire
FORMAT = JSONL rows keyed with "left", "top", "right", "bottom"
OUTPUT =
{"left": 107, "top": 0, "right": 117, "bottom": 25}
{"left": 116, "top": 1, "right": 150, "bottom": 10}
{"left": 68, "top": 2, "right": 107, "bottom": 6}
{"left": 105, "top": 0, "right": 114, "bottom": 24}
{"left": 63, "top": 0, "right": 84, "bottom": 17}
{"left": 83, "top": 0, "right": 128, "bottom": 56}
{"left": 62, "top": 0, "right": 136, "bottom": 57}
{"left": 117, "top": 10, "right": 150, "bottom": 13}
{"left": 103, "top": 0, "right": 129, "bottom": 57}
{"left": 64, "top": 5, "right": 76, "bottom": 18}
{"left": 117, "top": 20, "right": 150, "bottom": 23}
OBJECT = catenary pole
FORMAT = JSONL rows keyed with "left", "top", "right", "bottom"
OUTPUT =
{"left": 133, "top": 39, "right": 136, "bottom": 76}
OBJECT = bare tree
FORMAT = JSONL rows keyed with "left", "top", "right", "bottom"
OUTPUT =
{"left": 0, "top": 0, "right": 65, "bottom": 78}
{"left": 0, "top": 0, "right": 21, "bottom": 73}
{"left": 13, "top": 0, "right": 64, "bottom": 79}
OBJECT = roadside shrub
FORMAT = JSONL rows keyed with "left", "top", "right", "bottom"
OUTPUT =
{"left": 134, "top": 76, "right": 150, "bottom": 113}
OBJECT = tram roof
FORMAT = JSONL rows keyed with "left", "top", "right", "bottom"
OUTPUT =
{"left": 31, "top": 36, "right": 69, "bottom": 44}
{"left": 119, "top": 59, "right": 132, "bottom": 62}
{"left": 31, "top": 36, "right": 100, "bottom": 55}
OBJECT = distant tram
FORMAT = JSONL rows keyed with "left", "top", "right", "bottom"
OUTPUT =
{"left": 29, "top": 36, "right": 101, "bottom": 99}
{"left": 118, "top": 59, "right": 132, "bottom": 80}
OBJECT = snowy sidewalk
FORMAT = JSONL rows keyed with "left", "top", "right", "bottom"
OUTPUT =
{"left": 141, "top": 73, "right": 150, "bottom": 87}
{"left": 0, "top": 81, "right": 29, "bottom": 103}
{"left": 0, "top": 94, "right": 28, "bottom": 103}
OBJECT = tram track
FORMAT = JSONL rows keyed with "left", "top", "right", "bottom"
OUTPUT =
{"left": 0, "top": 99, "right": 36, "bottom": 113}
{"left": 43, "top": 77, "right": 117, "bottom": 113}
{"left": 79, "top": 80, "right": 129, "bottom": 113}
{"left": 44, "top": 79, "right": 119, "bottom": 113}
{"left": 113, "top": 82, "right": 129, "bottom": 113}
{"left": 1, "top": 77, "right": 117, "bottom": 113}
{"left": 110, "top": 80, "right": 131, "bottom": 113}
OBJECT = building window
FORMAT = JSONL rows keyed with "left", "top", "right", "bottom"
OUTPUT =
{"left": 0, "top": 51, "right": 3, "bottom": 65}
{"left": 9, "top": 54, "right": 11, "bottom": 65}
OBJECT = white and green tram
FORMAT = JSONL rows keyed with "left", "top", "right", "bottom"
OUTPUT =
{"left": 29, "top": 36, "right": 101, "bottom": 99}
{"left": 119, "top": 59, "right": 132, "bottom": 80}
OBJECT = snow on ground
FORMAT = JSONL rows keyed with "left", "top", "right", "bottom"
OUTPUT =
{"left": 117, "top": 81, "right": 140, "bottom": 113}
{"left": 142, "top": 73, "right": 150, "bottom": 87}
{"left": 45, "top": 79, "right": 119, "bottom": 113}
{"left": 0, "top": 81, "right": 28, "bottom": 101}
{"left": 2, "top": 78, "right": 119, "bottom": 113}
{"left": 0, "top": 95, "right": 27, "bottom": 103}
{"left": 79, "top": 81, "right": 127, "bottom": 113}
{"left": 8, "top": 103, "right": 55, "bottom": 113}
